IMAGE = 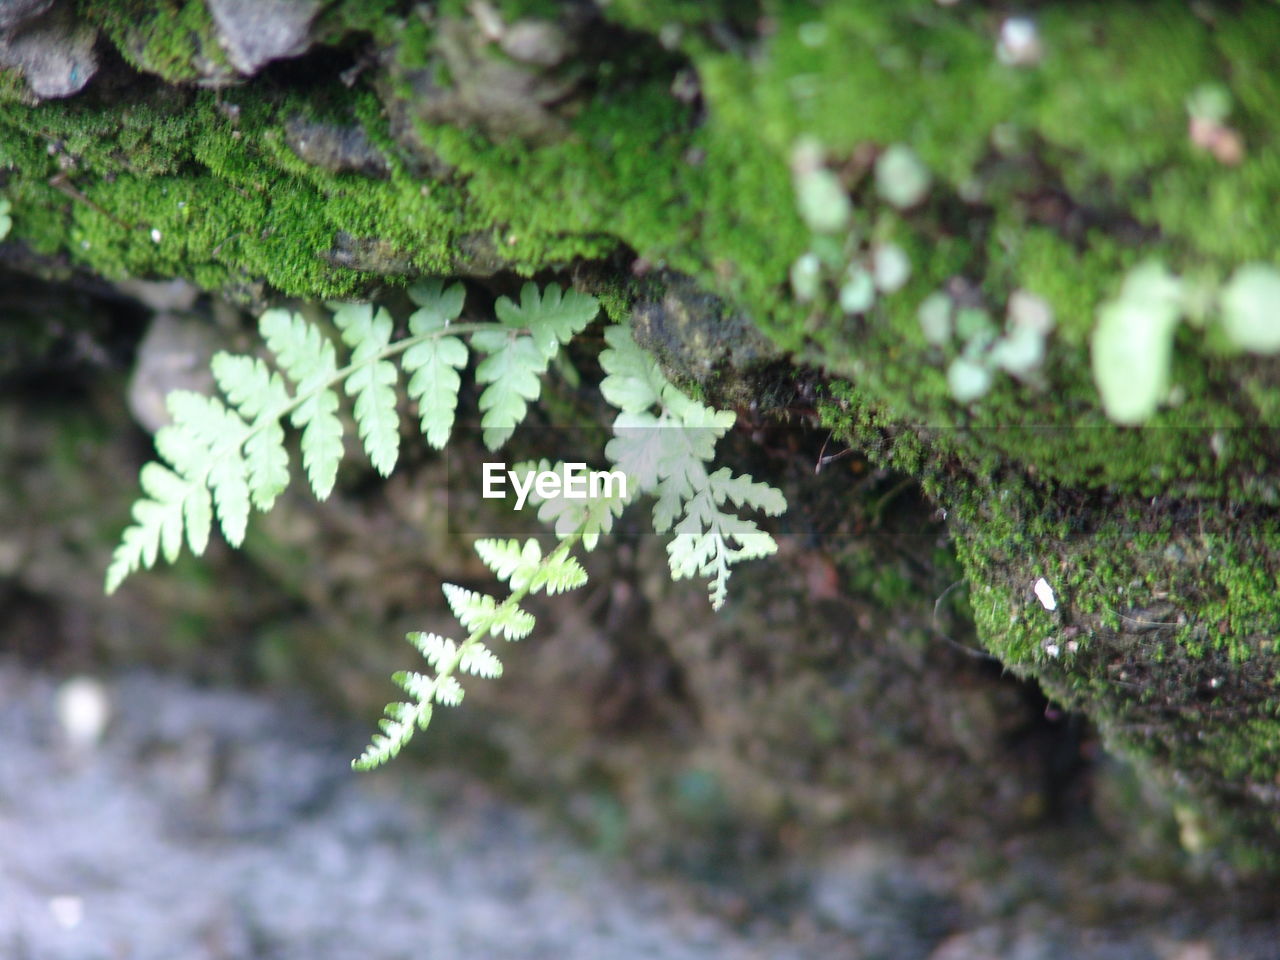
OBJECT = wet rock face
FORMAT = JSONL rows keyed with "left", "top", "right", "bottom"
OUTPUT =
{"left": 631, "top": 272, "right": 784, "bottom": 403}
{"left": 0, "top": 0, "right": 97, "bottom": 99}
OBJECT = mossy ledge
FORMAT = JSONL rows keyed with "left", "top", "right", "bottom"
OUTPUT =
{"left": 1, "top": 0, "right": 1278, "bottom": 864}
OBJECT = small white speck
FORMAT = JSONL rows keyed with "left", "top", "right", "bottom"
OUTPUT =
{"left": 1066, "top": 640, "right": 1079, "bottom": 654}
{"left": 48, "top": 896, "right": 83, "bottom": 929}
{"left": 56, "top": 676, "right": 111, "bottom": 750}
{"left": 1044, "top": 642, "right": 1060, "bottom": 658}
{"left": 150, "top": 228, "right": 162, "bottom": 243}
{"left": 1034, "top": 576, "right": 1057, "bottom": 611}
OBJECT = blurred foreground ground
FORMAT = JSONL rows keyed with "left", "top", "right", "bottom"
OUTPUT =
{"left": 2, "top": 664, "right": 1275, "bottom": 960}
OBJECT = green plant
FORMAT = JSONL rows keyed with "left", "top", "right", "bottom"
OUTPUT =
{"left": 104, "top": 280, "right": 786, "bottom": 768}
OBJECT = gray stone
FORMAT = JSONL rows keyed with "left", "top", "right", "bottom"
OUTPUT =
{"left": 206, "top": 0, "right": 322, "bottom": 74}
{"left": 0, "top": 2, "right": 97, "bottom": 99}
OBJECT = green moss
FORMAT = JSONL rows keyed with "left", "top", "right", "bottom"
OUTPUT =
{"left": 79, "top": 0, "right": 232, "bottom": 83}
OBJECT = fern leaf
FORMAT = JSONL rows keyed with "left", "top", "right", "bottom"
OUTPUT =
{"left": 473, "top": 537, "right": 540, "bottom": 586}
{"left": 259, "top": 309, "right": 337, "bottom": 386}
{"left": 441, "top": 584, "right": 535, "bottom": 640}
{"left": 472, "top": 332, "right": 545, "bottom": 450}
{"left": 210, "top": 353, "right": 290, "bottom": 420}
{"left": 459, "top": 644, "right": 503, "bottom": 678}
{"left": 433, "top": 675, "right": 465, "bottom": 706}
{"left": 403, "top": 335, "right": 468, "bottom": 449}
{"left": 707, "top": 466, "right": 788, "bottom": 515}
{"left": 352, "top": 700, "right": 430, "bottom": 770}
{"left": 333, "top": 303, "right": 401, "bottom": 476}
{"left": 259, "top": 309, "right": 344, "bottom": 499}
{"left": 243, "top": 422, "right": 290, "bottom": 512}
{"left": 495, "top": 281, "right": 598, "bottom": 359}
{"left": 105, "top": 464, "right": 199, "bottom": 593}
{"left": 208, "top": 455, "right": 251, "bottom": 547}
{"left": 598, "top": 325, "right": 666, "bottom": 413}
{"left": 296, "top": 388, "right": 344, "bottom": 500}
{"left": 394, "top": 670, "right": 436, "bottom": 703}
{"left": 407, "top": 278, "right": 466, "bottom": 326}
{"left": 407, "top": 631, "right": 456, "bottom": 670}
{"left": 535, "top": 552, "right": 588, "bottom": 594}
{"left": 441, "top": 584, "right": 497, "bottom": 633}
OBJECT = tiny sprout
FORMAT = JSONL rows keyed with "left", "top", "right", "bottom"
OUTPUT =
{"left": 839, "top": 264, "right": 877, "bottom": 314}
{"left": 947, "top": 356, "right": 992, "bottom": 403}
{"left": 874, "top": 144, "right": 931, "bottom": 209}
{"left": 790, "top": 252, "right": 823, "bottom": 302}
{"left": 918, "top": 292, "right": 952, "bottom": 346}
{"left": 989, "top": 325, "right": 1045, "bottom": 377}
{"left": 955, "top": 306, "right": 996, "bottom": 351}
{"left": 1220, "top": 264, "right": 1280, "bottom": 354}
{"left": 791, "top": 138, "right": 851, "bottom": 234}
{"left": 872, "top": 243, "right": 912, "bottom": 293}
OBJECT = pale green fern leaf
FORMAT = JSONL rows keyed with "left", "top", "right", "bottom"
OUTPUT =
{"left": 441, "top": 584, "right": 535, "bottom": 640}
{"left": 210, "top": 353, "right": 292, "bottom": 510}
{"left": 534, "top": 551, "right": 588, "bottom": 594}
{"left": 404, "top": 280, "right": 469, "bottom": 448}
{"left": 596, "top": 324, "right": 786, "bottom": 607}
{"left": 434, "top": 675, "right": 465, "bottom": 706}
{"left": 459, "top": 645, "right": 503, "bottom": 678}
{"left": 403, "top": 336, "right": 468, "bottom": 450}
{"left": 408, "top": 631, "right": 457, "bottom": 670}
{"left": 473, "top": 537, "right": 539, "bottom": 585}
{"left": 394, "top": 670, "right": 436, "bottom": 703}
{"left": 707, "top": 467, "right": 788, "bottom": 515}
{"left": 104, "top": 462, "right": 202, "bottom": 593}
{"left": 333, "top": 303, "right": 400, "bottom": 476}
{"left": 518, "top": 460, "right": 631, "bottom": 549}
{"left": 473, "top": 332, "right": 545, "bottom": 450}
{"left": 408, "top": 278, "right": 466, "bottom": 324}
{"left": 259, "top": 309, "right": 344, "bottom": 499}
{"left": 599, "top": 325, "right": 666, "bottom": 413}
{"left": 495, "top": 281, "right": 598, "bottom": 359}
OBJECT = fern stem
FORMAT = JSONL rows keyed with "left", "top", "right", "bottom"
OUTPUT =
{"left": 452, "top": 534, "right": 576, "bottom": 668}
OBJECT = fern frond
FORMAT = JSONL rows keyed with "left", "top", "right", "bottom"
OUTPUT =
{"left": 596, "top": 324, "right": 786, "bottom": 607}
{"left": 355, "top": 531, "right": 591, "bottom": 769}
{"left": 110, "top": 281, "right": 605, "bottom": 596}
